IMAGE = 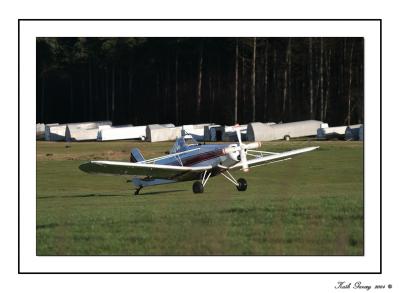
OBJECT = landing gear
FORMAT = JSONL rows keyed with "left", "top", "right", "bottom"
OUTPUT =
{"left": 134, "top": 186, "right": 143, "bottom": 195}
{"left": 192, "top": 181, "right": 204, "bottom": 194}
{"left": 236, "top": 178, "right": 247, "bottom": 191}
{"left": 221, "top": 170, "right": 248, "bottom": 192}
{"left": 192, "top": 170, "right": 212, "bottom": 194}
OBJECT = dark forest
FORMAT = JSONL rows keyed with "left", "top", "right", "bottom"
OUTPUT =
{"left": 36, "top": 37, "right": 364, "bottom": 126}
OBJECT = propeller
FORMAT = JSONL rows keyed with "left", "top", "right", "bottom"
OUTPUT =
{"left": 235, "top": 125, "right": 249, "bottom": 172}
{"left": 223, "top": 124, "right": 261, "bottom": 172}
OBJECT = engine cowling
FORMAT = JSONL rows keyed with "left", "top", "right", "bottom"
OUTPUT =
{"left": 222, "top": 141, "right": 261, "bottom": 171}
{"left": 219, "top": 144, "right": 240, "bottom": 167}
{"left": 227, "top": 149, "right": 240, "bottom": 162}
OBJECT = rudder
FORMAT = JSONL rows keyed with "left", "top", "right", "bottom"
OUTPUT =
{"left": 130, "top": 148, "right": 145, "bottom": 163}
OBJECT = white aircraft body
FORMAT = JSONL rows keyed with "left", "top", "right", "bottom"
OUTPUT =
{"left": 79, "top": 126, "right": 319, "bottom": 195}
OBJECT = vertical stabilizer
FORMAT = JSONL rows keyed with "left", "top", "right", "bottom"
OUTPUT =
{"left": 130, "top": 148, "right": 145, "bottom": 163}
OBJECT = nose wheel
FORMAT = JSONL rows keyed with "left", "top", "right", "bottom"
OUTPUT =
{"left": 221, "top": 170, "right": 248, "bottom": 192}
{"left": 236, "top": 178, "right": 247, "bottom": 191}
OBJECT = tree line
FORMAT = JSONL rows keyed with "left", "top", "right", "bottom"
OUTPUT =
{"left": 36, "top": 37, "right": 364, "bottom": 126}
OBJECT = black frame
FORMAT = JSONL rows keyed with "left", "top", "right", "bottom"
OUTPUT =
{"left": 18, "top": 18, "right": 382, "bottom": 274}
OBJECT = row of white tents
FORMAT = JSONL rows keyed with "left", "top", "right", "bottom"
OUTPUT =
{"left": 37, "top": 122, "right": 216, "bottom": 142}
{"left": 36, "top": 120, "right": 364, "bottom": 142}
{"left": 204, "top": 121, "right": 363, "bottom": 142}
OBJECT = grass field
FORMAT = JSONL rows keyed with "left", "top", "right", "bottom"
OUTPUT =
{"left": 36, "top": 139, "right": 363, "bottom": 256}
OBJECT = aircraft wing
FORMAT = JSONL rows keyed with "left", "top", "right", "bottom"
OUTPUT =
{"left": 229, "top": 146, "right": 319, "bottom": 170}
{"left": 79, "top": 160, "right": 212, "bottom": 180}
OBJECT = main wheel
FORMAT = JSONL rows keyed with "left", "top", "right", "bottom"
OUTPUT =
{"left": 284, "top": 135, "right": 290, "bottom": 141}
{"left": 236, "top": 178, "right": 247, "bottom": 191}
{"left": 192, "top": 181, "right": 204, "bottom": 194}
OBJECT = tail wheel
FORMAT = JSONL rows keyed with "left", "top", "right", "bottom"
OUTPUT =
{"left": 192, "top": 181, "right": 204, "bottom": 194}
{"left": 236, "top": 178, "right": 247, "bottom": 191}
{"left": 134, "top": 186, "right": 143, "bottom": 195}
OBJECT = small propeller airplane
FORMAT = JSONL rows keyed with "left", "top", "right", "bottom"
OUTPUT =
{"left": 79, "top": 125, "right": 319, "bottom": 195}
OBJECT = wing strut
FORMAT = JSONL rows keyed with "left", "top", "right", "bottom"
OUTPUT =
{"left": 220, "top": 170, "right": 239, "bottom": 186}
{"left": 201, "top": 170, "right": 212, "bottom": 187}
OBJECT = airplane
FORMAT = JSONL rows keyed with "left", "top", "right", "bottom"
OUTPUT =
{"left": 79, "top": 125, "right": 319, "bottom": 195}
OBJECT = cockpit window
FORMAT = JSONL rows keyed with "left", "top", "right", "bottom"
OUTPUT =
{"left": 183, "top": 136, "right": 199, "bottom": 146}
{"left": 169, "top": 137, "right": 186, "bottom": 154}
{"left": 169, "top": 133, "right": 200, "bottom": 154}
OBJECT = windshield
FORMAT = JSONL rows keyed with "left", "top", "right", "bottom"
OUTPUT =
{"left": 169, "top": 137, "right": 186, "bottom": 154}
{"left": 169, "top": 132, "right": 199, "bottom": 154}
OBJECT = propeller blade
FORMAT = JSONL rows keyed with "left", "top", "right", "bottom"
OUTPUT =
{"left": 222, "top": 142, "right": 261, "bottom": 155}
{"left": 243, "top": 142, "right": 262, "bottom": 150}
{"left": 240, "top": 149, "right": 249, "bottom": 172}
{"left": 233, "top": 124, "right": 260, "bottom": 172}
{"left": 222, "top": 125, "right": 261, "bottom": 172}
{"left": 234, "top": 124, "right": 242, "bottom": 145}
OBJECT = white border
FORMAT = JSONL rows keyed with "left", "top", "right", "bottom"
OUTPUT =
{"left": 19, "top": 20, "right": 381, "bottom": 273}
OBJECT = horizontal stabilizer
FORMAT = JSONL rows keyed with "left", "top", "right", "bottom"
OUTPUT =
{"left": 131, "top": 178, "right": 176, "bottom": 187}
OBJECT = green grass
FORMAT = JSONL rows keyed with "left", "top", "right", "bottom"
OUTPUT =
{"left": 36, "top": 140, "right": 363, "bottom": 255}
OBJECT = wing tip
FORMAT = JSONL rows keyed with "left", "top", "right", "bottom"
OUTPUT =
{"left": 78, "top": 162, "right": 92, "bottom": 173}
{"left": 303, "top": 146, "right": 319, "bottom": 151}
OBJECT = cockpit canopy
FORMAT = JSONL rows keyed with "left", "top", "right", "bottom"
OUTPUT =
{"left": 169, "top": 133, "right": 200, "bottom": 154}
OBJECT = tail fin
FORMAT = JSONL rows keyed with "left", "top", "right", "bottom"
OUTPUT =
{"left": 130, "top": 148, "right": 145, "bottom": 163}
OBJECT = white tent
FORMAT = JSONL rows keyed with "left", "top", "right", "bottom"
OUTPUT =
{"left": 204, "top": 125, "right": 223, "bottom": 141}
{"left": 317, "top": 126, "right": 347, "bottom": 139}
{"left": 65, "top": 126, "right": 99, "bottom": 141}
{"left": 45, "top": 123, "right": 65, "bottom": 141}
{"left": 345, "top": 124, "right": 362, "bottom": 141}
{"left": 222, "top": 125, "right": 247, "bottom": 142}
{"left": 97, "top": 125, "right": 147, "bottom": 141}
{"left": 65, "top": 121, "right": 112, "bottom": 142}
{"left": 160, "top": 123, "right": 175, "bottom": 128}
{"left": 359, "top": 125, "right": 364, "bottom": 141}
{"left": 247, "top": 120, "right": 323, "bottom": 141}
{"left": 146, "top": 124, "right": 181, "bottom": 142}
{"left": 182, "top": 123, "right": 212, "bottom": 141}
{"left": 36, "top": 123, "right": 45, "bottom": 139}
